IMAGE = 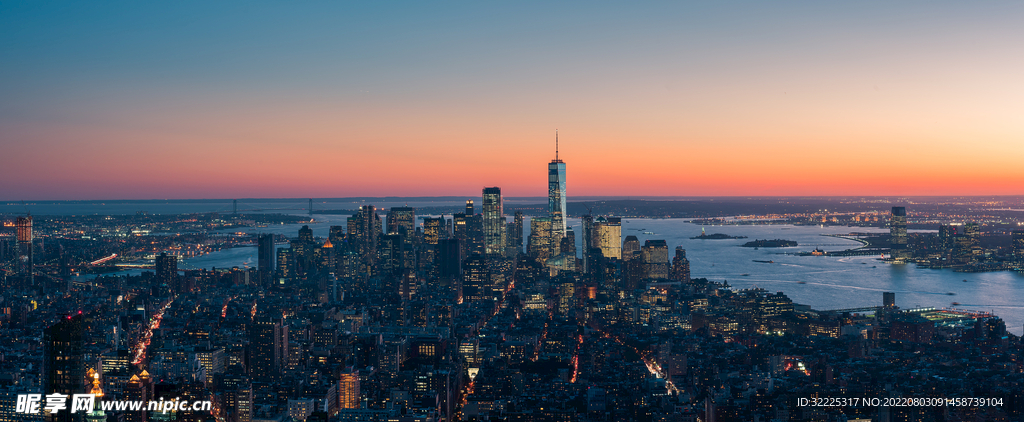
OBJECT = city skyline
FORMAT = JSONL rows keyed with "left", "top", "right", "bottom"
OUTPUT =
{"left": 3, "top": 2, "right": 1024, "bottom": 199}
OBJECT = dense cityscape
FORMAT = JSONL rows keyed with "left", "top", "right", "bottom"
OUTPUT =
{"left": 2, "top": 148, "right": 1024, "bottom": 422}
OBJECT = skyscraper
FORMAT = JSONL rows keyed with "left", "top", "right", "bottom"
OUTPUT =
{"left": 889, "top": 206, "right": 909, "bottom": 263}
{"left": 44, "top": 314, "right": 85, "bottom": 422}
{"left": 423, "top": 217, "right": 446, "bottom": 246}
{"left": 386, "top": 207, "right": 416, "bottom": 237}
{"left": 16, "top": 216, "right": 32, "bottom": 283}
{"left": 595, "top": 217, "right": 622, "bottom": 259}
{"left": 347, "top": 205, "right": 382, "bottom": 275}
{"left": 670, "top": 247, "right": 690, "bottom": 283}
{"left": 437, "top": 238, "right": 462, "bottom": 278}
{"left": 338, "top": 369, "right": 360, "bottom": 409}
{"left": 622, "top": 236, "right": 640, "bottom": 259}
{"left": 379, "top": 234, "right": 405, "bottom": 276}
{"left": 462, "top": 253, "right": 492, "bottom": 303}
{"left": 581, "top": 213, "right": 594, "bottom": 272}
{"left": 248, "top": 318, "right": 283, "bottom": 380}
{"left": 641, "top": 239, "right": 669, "bottom": 280}
{"left": 421, "top": 216, "right": 446, "bottom": 270}
{"left": 890, "top": 207, "right": 907, "bottom": 245}
{"left": 257, "top": 234, "right": 275, "bottom": 287}
{"left": 215, "top": 365, "right": 253, "bottom": 422}
{"left": 548, "top": 132, "right": 567, "bottom": 241}
{"left": 482, "top": 187, "right": 506, "bottom": 255}
{"left": 155, "top": 252, "right": 178, "bottom": 291}
{"left": 511, "top": 211, "right": 524, "bottom": 256}
{"left": 938, "top": 224, "right": 958, "bottom": 250}
{"left": 528, "top": 217, "right": 553, "bottom": 262}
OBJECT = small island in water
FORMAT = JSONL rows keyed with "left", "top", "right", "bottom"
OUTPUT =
{"left": 690, "top": 228, "right": 747, "bottom": 240}
{"left": 742, "top": 239, "right": 798, "bottom": 248}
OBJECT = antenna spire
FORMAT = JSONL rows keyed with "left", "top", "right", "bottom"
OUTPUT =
{"left": 555, "top": 129, "right": 559, "bottom": 160}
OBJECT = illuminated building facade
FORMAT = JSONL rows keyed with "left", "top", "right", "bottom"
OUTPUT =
{"left": 594, "top": 217, "right": 622, "bottom": 259}
{"left": 548, "top": 134, "right": 567, "bottom": 243}
{"left": 528, "top": 217, "right": 553, "bottom": 262}
{"left": 386, "top": 207, "right": 415, "bottom": 236}
{"left": 889, "top": 206, "right": 908, "bottom": 262}
{"left": 16, "top": 216, "right": 32, "bottom": 282}
{"left": 482, "top": 187, "right": 505, "bottom": 255}
{"left": 338, "top": 370, "right": 360, "bottom": 409}
{"left": 641, "top": 239, "right": 669, "bottom": 280}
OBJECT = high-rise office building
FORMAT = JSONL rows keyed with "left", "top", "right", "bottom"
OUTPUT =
{"left": 528, "top": 217, "right": 553, "bottom": 262}
{"left": 595, "top": 217, "right": 622, "bottom": 259}
{"left": 420, "top": 216, "right": 446, "bottom": 272}
{"left": 155, "top": 252, "right": 178, "bottom": 290}
{"left": 276, "top": 248, "right": 294, "bottom": 282}
{"left": 890, "top": 207, "right": 907, "bottom": 247}
{"left": 482, "top": 187, "right": 505, "bottom": 255}
{"left": 387, "top": 207, "right": 417, "bottom": 270}
{"left": 557, "top": 228, "right": 577, "bottom": 270}
{"left": 298, "top": 225, "right": 314, "bottom": 244}
{"left": 622, "top": 236, "right": 641, "bottom": 260}
{"left": 16, "top": 216, "right": 32, "bottom": 283}
{"left": 670, "top": 247, "right": 690, "bottom": 283}
{"left": 258, "top": 234, "right": 275, "bottom": 286}
{"left": 248, "top": 318, "right": 283, "bottom": 380}
{"left": 100, "top": 349, "right": 131, "bottom": 400}
{"left": 581, "top": 214, "right": 595, "bottom": 272}
{"left": 938, "top": 224, "right": 958, "bottom": 250}
{"left": 338, "top": 369, "right": 360, "bottom": 409}
{"left": 44, "top": 314, "right": 85, "bottom": 422}
{"left": 512, "top": 211, "right": 524, "bottom": 254}
{"left": 437, "top": 238, "right": 462, "bottom": 278}
{"left": 422, "top": 217, "right": 446, "bottom": 246}
{"left": 124, "top": 372, "right": 149, "bottom": 422}
{"left": 347, "top": 205, "right": 382, "bottom": 275}
{"left": 452, "top": 212, "right": 470, "bottom": 258}
{"left": 641, "top": 239, "right": 669, "bottom": 280}
{"left": 889, "top": 207, "right": 909, "bottom": 263}
{"left": 548, "top": 132, "right": 567, "bottom": 240}
{"left": 328, "top": 225, "right": 345, "bottom": 245}
{"left": 462, "top": 253, "right": 491, "bottom": 303}
{"left": 379, "top": 234, "right": 404, "bottom": 275}
{"left": 215, "top": 365, "right": 253, "bottom": 422}
{"left": 386, "top": 207, "right": 416, "bottom": 236}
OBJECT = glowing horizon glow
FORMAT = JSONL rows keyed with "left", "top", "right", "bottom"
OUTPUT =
{"left": 2, "top": 2, "right": 1023, "bottom": 200}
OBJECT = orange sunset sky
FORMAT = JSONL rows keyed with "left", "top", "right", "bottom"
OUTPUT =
{"left": 2, "top": 2, "right": 1023, "bottom": 200}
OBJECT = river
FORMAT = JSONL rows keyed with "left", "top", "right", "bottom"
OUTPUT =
{"left": 180, "top": 214, "right": 1024, "bottom": 335}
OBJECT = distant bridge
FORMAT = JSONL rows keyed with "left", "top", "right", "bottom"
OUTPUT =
{"left": 815, "top": 306, "right": 884, "bottom": 315}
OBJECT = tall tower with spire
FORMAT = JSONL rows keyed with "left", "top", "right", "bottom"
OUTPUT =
{"left": 548, "top": 130, "right": 567, "bottom": 248}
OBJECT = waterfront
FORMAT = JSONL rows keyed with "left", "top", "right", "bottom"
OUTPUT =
{"left": 181, "top": 215, "right": 1024, "bottom": 335}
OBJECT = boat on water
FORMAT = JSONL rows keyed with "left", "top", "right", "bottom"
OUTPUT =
{"left": 741, "top": 273, "right": 750, "bottom": 276}
{"left": 753, "top": 260, "right": 774, "bottom": 264}
{"left": 797, "top": 281, "right": 807, "bottom": 284}
{"left": 963, "top": 279, "right": 969, "bottom": 282}
{"left": 952, "top": 302, "right": 961, "bottom": 306}
{"left": 946, "top": 292, "right": 956, "bottom": 296}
